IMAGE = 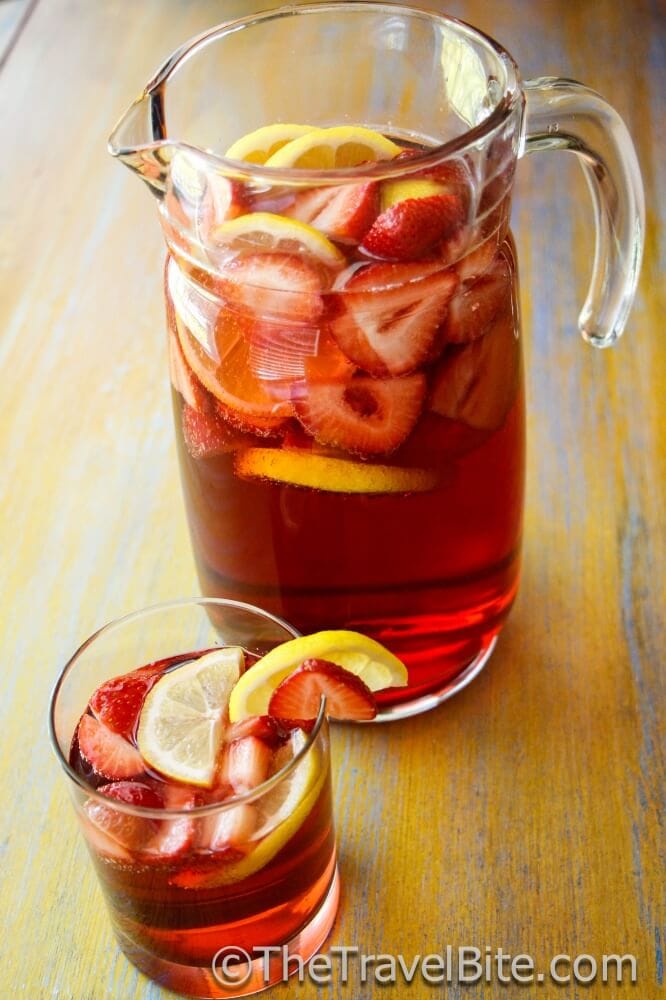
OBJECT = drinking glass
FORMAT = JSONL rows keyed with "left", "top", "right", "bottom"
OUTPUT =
{"left": 49, "top": 598, "right": 338, "bottom": 998}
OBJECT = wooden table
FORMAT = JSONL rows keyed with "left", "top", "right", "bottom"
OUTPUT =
{"left": 2, "top": 1, "right": 663, "bottom": 997}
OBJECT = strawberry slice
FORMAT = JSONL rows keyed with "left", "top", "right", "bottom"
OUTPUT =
{"left": 430, "top": 309, "right": 520, "bottom": 431}
{"left": 328, "top": 262, "right": 458, "bottom": 375}
{"left": 393, "top": 148, "right": 473, "bottom": 195}
{"left": 225, "top": 715, "right": 288, "bottom": 748}
{"left": 286, "top": 182, "right": 380, "bottom": 244}
{"left": 77, "top": 715, "right": 144, "bottom": 780}
{"left": 99, "top": 780, "right": 163, "bottom": 810}
{"left": 268, "top": 658, "right": 377, "bottom": 722}
{"left": 360, "top": 194, "right": 464, "bottom": 260}
{"left": 442, "top": 255, "right": 512, "bottom": 344}
{"left": 455, "top": 236, "right": 499, "bottom": 284}
{"left": 89, "top": 665, "right": 161, "bottom": 740}
{"left": 295, "top": 371, "right": 426, "bottom": 456}
{"left": 220, "top": 252, "right": 323, "bottom": 324}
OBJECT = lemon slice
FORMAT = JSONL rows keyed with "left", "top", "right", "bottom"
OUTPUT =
{"left": 234, "top": 448, "right": 439, "bottom": 494}
{"left": 213, "top": 212, "right": 345, "bottom": 268}
{"left": 265, "top": 126, "right": 402, "bottom": 169}
{"left": 381, "top": 178, "right": 447, "bottom": 210}
{"left": 229, "top": 631, "right": 407, "bottom": 721}
{"left": 136, "top": 648, "right": 244, "bottom": 787}
{"left": 225, "top": 124, "right": 320, "bottom": 165}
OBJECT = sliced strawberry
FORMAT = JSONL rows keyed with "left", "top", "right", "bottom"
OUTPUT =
{"left": 295, "top": 370, "right": 426, "bottom": 456}
{"left": 225, "top": 715, "right": 288, "bottom": 748}
{"left": 360, "top": 194, "right": 464, "bottom": 261}
{"left": 77, "top": 715, "right": 144, "bottom": 781}
{"left": 205, "top": 802, "right": 257, "bottom": 853}
{"left": 89, "top": 665, "right": 161, "bottom": 740}
{"left": 147, "top": 785, "right": 198, "bottom": 859}
{"left": 99, "top": 781, "right": 163, "bottom": 810}
{"left": 220, "top": 252, "right": 323, "bottom": 324}
{"left": 268, "top": 658, "right": 377, "bottom": 722}
{"left": 328, "top": 262, "right": 458, "bottom": 376}
{"left": 286, "top": 182, "right": 380, "bottom": 244}
{"left": 227, "top": 736, "right": 273, "bottom": 795}
{"left": 393, "top": 149, "right": 473, "bottom": 191}
{"left": 442, "top": 255, "right": 512, "bottom": 344}
{"left": 396, "top": 411, "right": 489, "bottom": 465}
{"left": 430, "top": 309, "right": 520, "bottom": 431}
{"left": 247, "top": 186, "right": 299, "bottom": 216}
{"left": 455, "top": 235, "right": 499, "bottom": 283}
{"left": 182, "top": 403, "right": 257, "bottom": 459}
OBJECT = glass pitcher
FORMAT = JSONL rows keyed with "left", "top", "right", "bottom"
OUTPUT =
{"left": 109, "top": 2, "right": 643, "bottom": 721}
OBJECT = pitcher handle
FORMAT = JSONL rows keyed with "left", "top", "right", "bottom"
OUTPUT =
{"left": 522, "top": 77, "right": 644, "bottom": 347}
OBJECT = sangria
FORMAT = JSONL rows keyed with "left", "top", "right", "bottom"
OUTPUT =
{"left": 49, "top": 600, "right": 341, "bottom": 998}
{"left": 165, "top": 128, "right": 524, "bottom": 714}
{"left": 108, "top": 3, "right": 643, "bottom": 717}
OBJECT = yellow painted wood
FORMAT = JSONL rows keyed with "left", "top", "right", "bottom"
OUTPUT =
{"left": 1, "top": 1, "right": 663, "bottom": 997}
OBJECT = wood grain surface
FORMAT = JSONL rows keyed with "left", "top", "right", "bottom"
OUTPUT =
{"left": 1, "top": 1, "right": 663, "bottom": 997}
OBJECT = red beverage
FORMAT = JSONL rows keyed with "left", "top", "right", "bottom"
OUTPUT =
{"left": 63, "top": 640, "right": 337, "bottom": 997}
{"left": 165, "top": 134, "right": 524, "bottom": 713}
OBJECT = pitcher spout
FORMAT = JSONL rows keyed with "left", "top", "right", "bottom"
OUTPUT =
{"left": 108, "top": 86, "right": 171, "bottom": 195}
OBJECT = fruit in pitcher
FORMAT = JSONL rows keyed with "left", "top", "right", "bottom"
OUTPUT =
{"left": 213, "top": 212, "right": 345, "bottom": 270}
{"left": 328, "top": 261, "right": 458, "bottom": 375}
{"left": 176, "top": 310, "right": 294, "bottom": 435}
{"left": 167, "top": 120, "right": 524, "bottom": 706}
{"left": 224, "top": 123, "right": 320, "bottom": 164}
{"left": 264, "top": 125, "right": 401, "bottom": 169}
{"left": 220, "top": 251, "right": 324, "bottom": 323}
{"left": 182, "top": 403, "right": 255, "bottom": 459}
{"left": 442, "top": 254, "right": 511, "bottom": 343}
{"left": 360, "top": 193, "right": 464, "bottom": 260}
{"left": 169, "top": 325, "right": 210, "bottom": 411}
{"left": 295, "top": 370, "right": 426, "bottom": 456}
{"left": 234, "top": 448, "right": 439, "bottom": 493}
{"left": 286, "top": 181, "right": 380, "bottom": 244}
{"left": 430, "top": 309, "right": 520, "bottom": 431}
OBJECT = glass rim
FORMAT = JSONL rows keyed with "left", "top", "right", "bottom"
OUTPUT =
{"left": 108, "top": 1, "right": 522, "bottom": 184}
{"left": 48, "top": 596, "right": 329, "bottom": 819}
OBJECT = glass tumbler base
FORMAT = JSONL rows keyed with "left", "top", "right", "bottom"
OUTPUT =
{"left": 115, "top": 866, "right": 340, "bottom": 998}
